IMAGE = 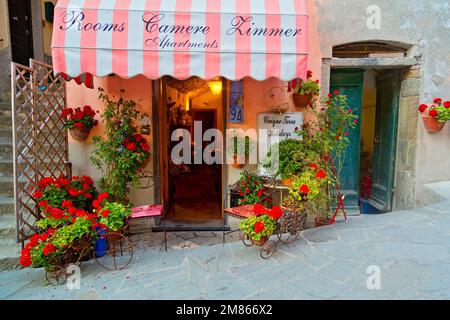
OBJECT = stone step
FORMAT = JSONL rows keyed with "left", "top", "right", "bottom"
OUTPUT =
{"left": 0, "top": 129, "right": 12, "bottom": 141}
{"left": 0, "top": 176, "right": 14, "bottom": 197}
{"left": 0, "top": 160, "right": 13, "bottom": 177}
{"left": 0, "top": 238, "right": 21, "bottom": 271}
{"left": 0, "top": 102, "right": 10, "bottom": 111}
{"left": 0, "top": 215, "right": 16, "bottom": 239}
{"left": 0, "top": 140, "right": 12, "bottom": 161}
{"left": 0, "top": 197, "right": 14, "bottom": 216}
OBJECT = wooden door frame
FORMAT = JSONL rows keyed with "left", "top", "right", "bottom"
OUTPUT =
{"left": 152, "top": 77, "right": 229, "bottom": 223}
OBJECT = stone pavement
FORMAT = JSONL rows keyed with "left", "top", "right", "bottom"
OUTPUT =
{"left": 1, "top": 203, "right": 450, "bottom": 300}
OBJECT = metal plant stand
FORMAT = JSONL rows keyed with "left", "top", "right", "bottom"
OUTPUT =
{"left": 241, "top": 208, "right": 307, "bottom": 259}
{"left": 45, "top": 227, "right": 134, "bottom": 285}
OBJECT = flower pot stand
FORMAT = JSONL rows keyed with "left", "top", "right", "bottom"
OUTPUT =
{"left": 241, "top": 234, "right": 277, "bottom": 259}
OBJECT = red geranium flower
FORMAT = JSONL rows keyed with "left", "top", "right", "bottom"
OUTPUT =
{"left": 307, "top": 70, "right": 313, "bottom": 78}
{"left": 98, "top": 192, "right": 109, "bottom": 204}
{"left": 39, "top": 200, "right": 48, "bottom": 208}
{"left": 429, "top": 109, "right": 438, "bottom": 118}
{"left": 418, "top": 104, "right": 428, "bottom": 113}
{"left": 257, "top": 189, "right": 263, "bottom": 197}
{"left": 84, "top": 193, "right": 92, "bottom": 199}
{"left": 254, "top": 204, "right": 268, "bottom": 216}
{"left": 33, "top": 191, "right": 43, "bottom": 199}
{"left": 126, "top": 143, "right": 137, "bottom": 151}
{"left": 74, "top": 122, "right": 84, "bottom": 129}
{"left": 268, "top": 207, "right": 283, "bottom": 221}
{"left": 316, "top": 170, "right": 327, "bottom": 179}
{"left": 299, "top": 184, "right": 310, "bottom": 194}
{"left": 246, "top": 189, "right": 251, "bottom": 194}
{"left": 444, "top": 101, "right": 450, "bottom": 109}
{"left": 61, "top": 200, "right": 73, "bottom": 208}
{"left": 92, "top": 200, "right": 101, "bottom": 210}
{"left": 101, "top": 210, "right": 110, "bottom": 218}
{"left": 43, "top": 243, "right": 57, "bottom": 256}
{"left": 333, "top": 90, "right": 340, "bottom": 95}
{"left": 327, "top": 93, "right": 333, "bottom": 98}
{"left": 68, "top": 188, "right": 79, "bottom": 197}
{"left": 310, "top": 163, "right": 318, "bottom": 170}
{"left": 433, "top": 98, "right": 442, "bottom": 104}
{"left": 254, "top": 221, "right": 265, "bottom": 234}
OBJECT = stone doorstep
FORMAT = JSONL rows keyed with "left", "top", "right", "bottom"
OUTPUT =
{"left": 0, "top": 197, "right": 14, "bottom": 215}
{"left": 0, "top": 214, "right": 16, "bottom": 238}
{"left": 0, "top": 177, "right": 14, "bottom": 197}
{"left": 0, "top": 162, "right": 13, "bottom": 178}
{"left": 0, "top": 239, "right": 21, "bottom": 271}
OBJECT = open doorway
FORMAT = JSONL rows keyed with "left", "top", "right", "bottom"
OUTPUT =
{"left": 330, "top": 68, "right": 400, "bottom": 214}
{"left": 164, "top": 77, "right": 224, "bottom": 222}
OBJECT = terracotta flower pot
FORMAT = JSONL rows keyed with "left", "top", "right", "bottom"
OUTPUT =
{"left": 69, "top": 126, "right": 90, "bottom": 141}
{"left": 421, "top": 114, "right": 446, "bottom": 133}
{"left": 293, "top": 93, "right": 312, "bottom": 109}
{"left": 252, "top": 236, "right": 269, "bottom": 246}
{"left": 315, "top": 218, "right": 331, "bottom": 228}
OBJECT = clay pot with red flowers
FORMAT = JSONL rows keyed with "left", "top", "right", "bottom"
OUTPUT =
{"left": 62, "top": 106, "right": 99, "bottom": 141}
{"left": 290, "top": 70, "right": 320, "bottom": 110}
{"left": 418, "top": 98, "right": 450, "bottom": 133}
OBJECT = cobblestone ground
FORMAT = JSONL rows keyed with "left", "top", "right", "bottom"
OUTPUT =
{"left": 1, "top": 202, "right": 450, "bottom": 300}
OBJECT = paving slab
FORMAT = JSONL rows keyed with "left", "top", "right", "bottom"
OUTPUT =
{"left": 2, "top": 204, "right": 450, "bottom": 300}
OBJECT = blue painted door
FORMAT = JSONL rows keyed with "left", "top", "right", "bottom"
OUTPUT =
{"left": 330, "top": 69, "right": 365, "bottom": 212}
{"left": 369, "top": 71, "right": 400, "bottom": 212}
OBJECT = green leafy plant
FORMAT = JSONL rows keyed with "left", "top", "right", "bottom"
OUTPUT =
{"left": 97, "top": 201, "right": 131, "bottom": 232}
{"left": 418, "top": 98, "right": 450, "bottom": 122}
{"left": 90, "top": 88, "right": 150, "bottom": 204}
{"left": 292, "top": 70, "right": 320, "bottom": 96}
{"left": 236, "top": 171, "right": 271, "bottom": 206}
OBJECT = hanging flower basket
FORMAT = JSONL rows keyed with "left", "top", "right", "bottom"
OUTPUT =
{"left": 69, "top": 126, "right": 91, "bottom": 141}
{"left": 293, "top": 93, "right": 312, "bottom": 109}
{"left": 421, "top": 114, "right": 446, "bottom": 133}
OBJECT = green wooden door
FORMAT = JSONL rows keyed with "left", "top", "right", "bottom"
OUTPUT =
{"left": 330, "top": 69, "right": 364, "bottom": 212}
{"left": 369, "top": 71, "right": 400, "bottom": 212}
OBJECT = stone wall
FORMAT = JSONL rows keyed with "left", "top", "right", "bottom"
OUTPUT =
{"left": 310, "top": 0, "right": 450, "bottom": 207}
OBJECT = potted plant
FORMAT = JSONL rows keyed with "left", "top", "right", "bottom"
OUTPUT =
{"left": 239, "top": 204, "right": 282, "bottom": 245}
{"left": 262, "top": 137, "right": 321, "bottom": 186}
{"left": 34, "top": 176, "right": 98, "bottom": 213}
{"left": 93, "top": 193, "right": 132, "bottom": 241}
{"left": 90, "top": 88, "right": 150, "bottom": 204}
{"left": 291, "top": 70, "right": 320, "bottom": 109}
{"left": 236, "top": 171, "right": 271, "bottom": 206}
{"left": 61, "top": 105, "right": 98, "bottom": 141}
{"left": 282, "top": 164, "right": 329, "bottom": 225}
{"left": 418, "top": 98, "right": 450, "bottom": 133}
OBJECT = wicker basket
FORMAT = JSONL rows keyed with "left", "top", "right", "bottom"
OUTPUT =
{"left": 280, "top": 204, "right": 308, "bottom": 235}
{"left": 69, "top": 127, "right": 90, "bottom": 141}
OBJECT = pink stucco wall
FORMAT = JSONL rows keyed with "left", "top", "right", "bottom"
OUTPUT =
{"left": 66, "top": 75, "right": 154, "bottom": 206}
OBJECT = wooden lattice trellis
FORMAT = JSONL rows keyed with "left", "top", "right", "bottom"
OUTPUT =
{"left": 11, "top": 59, "right": 71, "bottom": 245}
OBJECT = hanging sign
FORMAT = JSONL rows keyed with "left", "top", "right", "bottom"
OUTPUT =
{"left": 229, "top": 81, "right": 244, "bottom": 124}
{"left": 257, "top": 112, "right": 303, "bottom": 142}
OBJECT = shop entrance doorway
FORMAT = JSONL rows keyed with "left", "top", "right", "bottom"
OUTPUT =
{"left": 162, "top": 77, "right": 225, "bottom": 223}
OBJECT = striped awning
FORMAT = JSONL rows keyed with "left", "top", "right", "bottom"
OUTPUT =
{"left": 52, "top": 0, "right": 308, "bottom": 81}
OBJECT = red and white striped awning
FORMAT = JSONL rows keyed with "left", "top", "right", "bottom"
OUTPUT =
{"left": 52, "top": 0, "right": 308, "bottom": 81}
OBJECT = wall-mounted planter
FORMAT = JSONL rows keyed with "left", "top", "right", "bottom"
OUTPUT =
{"left": 293, "top": 93, "right": 312, "bottom": 109}
{"left": 421, "top": 114, "right": 446, "bottom": 133}
{"left": 69, "top": 127, "right": 91, "bottom": 141}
